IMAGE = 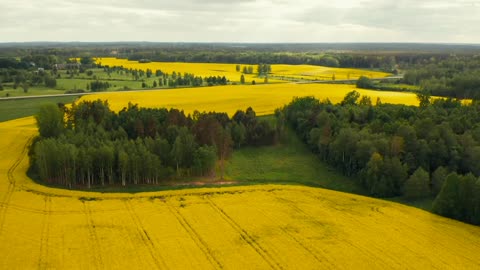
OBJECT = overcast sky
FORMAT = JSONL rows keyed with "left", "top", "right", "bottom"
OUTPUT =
{"left": 1, "top": 0, "right": 479, "bottom": 43}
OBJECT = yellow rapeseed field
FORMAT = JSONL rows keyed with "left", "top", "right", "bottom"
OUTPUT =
{"left": 270, "top": 64, "right": 390, "bottom": 81}
{"left": 80, "top": 83, "right": 420, "bottom": 116}
{"left": 1, "top": 114, "right": 480, "bottom": 269}
{"left": 96, "top": 58, "right": 391, "bottom": 83}
{"left": 0, "top": 71, "right": 473, "bottom": 269}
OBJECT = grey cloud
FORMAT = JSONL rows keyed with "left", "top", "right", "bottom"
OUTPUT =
{"left": 292, "top": 0, "right": 480, "bottom": 42}
{"left": 1, "top": 0, "right": 479, "bottom": 42}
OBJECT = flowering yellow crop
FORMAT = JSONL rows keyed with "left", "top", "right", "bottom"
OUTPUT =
{"left": 96, "top": 57, "right": 391, "bottom": 83}
{"left": 270, "top": 64, "right": 391, "bottom": 81}
{"left": 1, "top": 115, "right": 480, "bottom": 269}
{"left": 81, "top": 83, "right": 420, "bottom": 116}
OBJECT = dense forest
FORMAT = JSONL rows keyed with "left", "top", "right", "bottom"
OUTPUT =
{"left": 30, "top": 100, "right": 276, "bottom": 188}
{"left": 279, "top": 92, "right": 480, "bottom": 225}
{"left": 403, "top": 56, "right": 480, "bottom": 99}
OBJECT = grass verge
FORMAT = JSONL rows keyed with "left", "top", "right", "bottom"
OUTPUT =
{"left": 0, "top": 95, "right": 80, "bottom": 122}
{"left": 225, "top": 122, "right": 366, "bottom": 195}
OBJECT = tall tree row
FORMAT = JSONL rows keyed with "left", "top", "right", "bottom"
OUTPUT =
{"left": 31, "top": 100, "right": 276, "bottom": 188}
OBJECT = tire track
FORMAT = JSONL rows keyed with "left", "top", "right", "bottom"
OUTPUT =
{"left": 0, "top": 186, "right": 14, "bottom": 236}
{"left": 205, "top": 196, "right": 284, "bottom": 270}
{"left": 0, "top": 202, "right": 86, "bottom": 215}
{"left": 123, "top": 200, "right": 168, "bottom": 270}
{"left": 274, "top": 196, "right": 332, "bottom": 229}
{"left": 38, "top": 196, "right": 51, "bottom": 269}
{"left": 275, "top": 194, "right": 394, "bottom": 269}
{"left": 162, "top": 200, "right": 223, "bottom": 269}
{"left": 0, "top": 136, "right": 32, "bottom": 236}
{"left": 0, "top": 201, "right": 126, "bottom": 215}
{"left": 83, "top": 201, "right": 104, "bottom": 270}
{"left": 255, "top": 207, "right": 334, "bottom": 268}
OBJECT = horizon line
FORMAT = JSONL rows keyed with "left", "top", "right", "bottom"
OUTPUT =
{"left": 1, "top": 41, "right": 480, "bottom": 46}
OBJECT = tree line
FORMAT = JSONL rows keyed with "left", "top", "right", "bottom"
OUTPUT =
{"left": 127, "top": 52, "right": 399, "bottom": 71}
{"left": 403, "top": 56, "right": 480, "bottom": 99}
{"left": 279, "top": 92, "right": 480, "bottom": 225}
{"left": 0, "top": 68, "right": 57, "bottom": 92}
{"left": 3, "top": 44, "right": 479, "bottom": 80}
{"left": 98, "top": 64, "right": 226, "bottom": 89}
{"left": 31, "top": 100, "right": 277, "bottom": 188}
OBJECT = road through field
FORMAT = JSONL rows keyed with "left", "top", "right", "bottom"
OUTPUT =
{"left": 1, "top": 117, "right": 480, "bottom": 269}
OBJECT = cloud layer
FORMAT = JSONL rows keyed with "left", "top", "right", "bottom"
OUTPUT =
{"left": 1, "top": 0, "right": 479, "bottom": 43}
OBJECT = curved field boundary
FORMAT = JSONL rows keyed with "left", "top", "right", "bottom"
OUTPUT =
{"left": 2, "top": 98, "right": 480, "bottom": 269}
{"left": 0, "top": 135, "right": 33, "bottom": 236}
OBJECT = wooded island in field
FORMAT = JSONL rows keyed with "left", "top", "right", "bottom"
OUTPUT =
{"left": 29, "top": 89, "right": 480, "bottom": 226}
{"left": 32, "top": 100, "right": 276, "bottom": 187}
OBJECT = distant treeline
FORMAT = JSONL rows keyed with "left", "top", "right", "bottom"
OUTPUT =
{"left": 126, "top": 52, "right": 402, "bottom": 71}
{"left": 114, "top": 46, "right": 468, "bottom": 71}
{"left": 0, "top": 56, "right": 92, "bottom": 92}
{"left": 279, "top": 93, "right": 480, "bottom": 225}
{"left": 403, "top": 56, "right": 480, "bottom": 99}
{"left": 4, "top": 45, "right": 480, "bottom": 87}
{"left": 0, "top": 68, "right": 57, "bottom": 92}
{"left": 31, "top": 101, "right": 277, "bottom": 188}
{"left": 2, "top": 44, "right": 466, "bottom": 73}
{"left": 98, "top": 65, "right": 227, "bottom": 89}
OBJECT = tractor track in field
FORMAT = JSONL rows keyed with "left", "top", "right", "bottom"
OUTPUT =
{"left": 83, "top": 202, "right": 104, "bottom": 270}
{"left": 163, "top": 200, "right": 223, "bottom": 269}
{"left": 0, "top": 202, "right": 94, "bottom": 215}
{"left": 0, "top": 185, "right": 14, "bottom": 236}
{"left": 0, "top": 201, "right": 128, "bottom": 215}
{"left": 274, "top": 195, "right": 334, "bottom": 230}
{"left": 254, "top": 205, "right": 334, "bottom": 268}
{"left": 297, "top": 191, "right": 418, "bottom": 268}
{"left": 38, "top": 196, "right": 51, "bottom": 269}
{"left": 0, "top": 136, "right": 32, "bottom": 236}
{"left": 274, "top": 194, "right": 397, "bottom": 269}
{"left": 205, "top": 196, "right": 284, "bottom": 270}
{"left": 123, "top": 200, "right": 168, "bottom": 270}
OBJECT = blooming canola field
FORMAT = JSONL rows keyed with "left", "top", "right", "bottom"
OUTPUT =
{"left": 1, "top": 112, "right": 480, "bottom": 268}
{"left": 81, "top": 83, "right": 420, "bottom": 116}
{"left": 96, "top": 58, "right": 391, "bottom": 84}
